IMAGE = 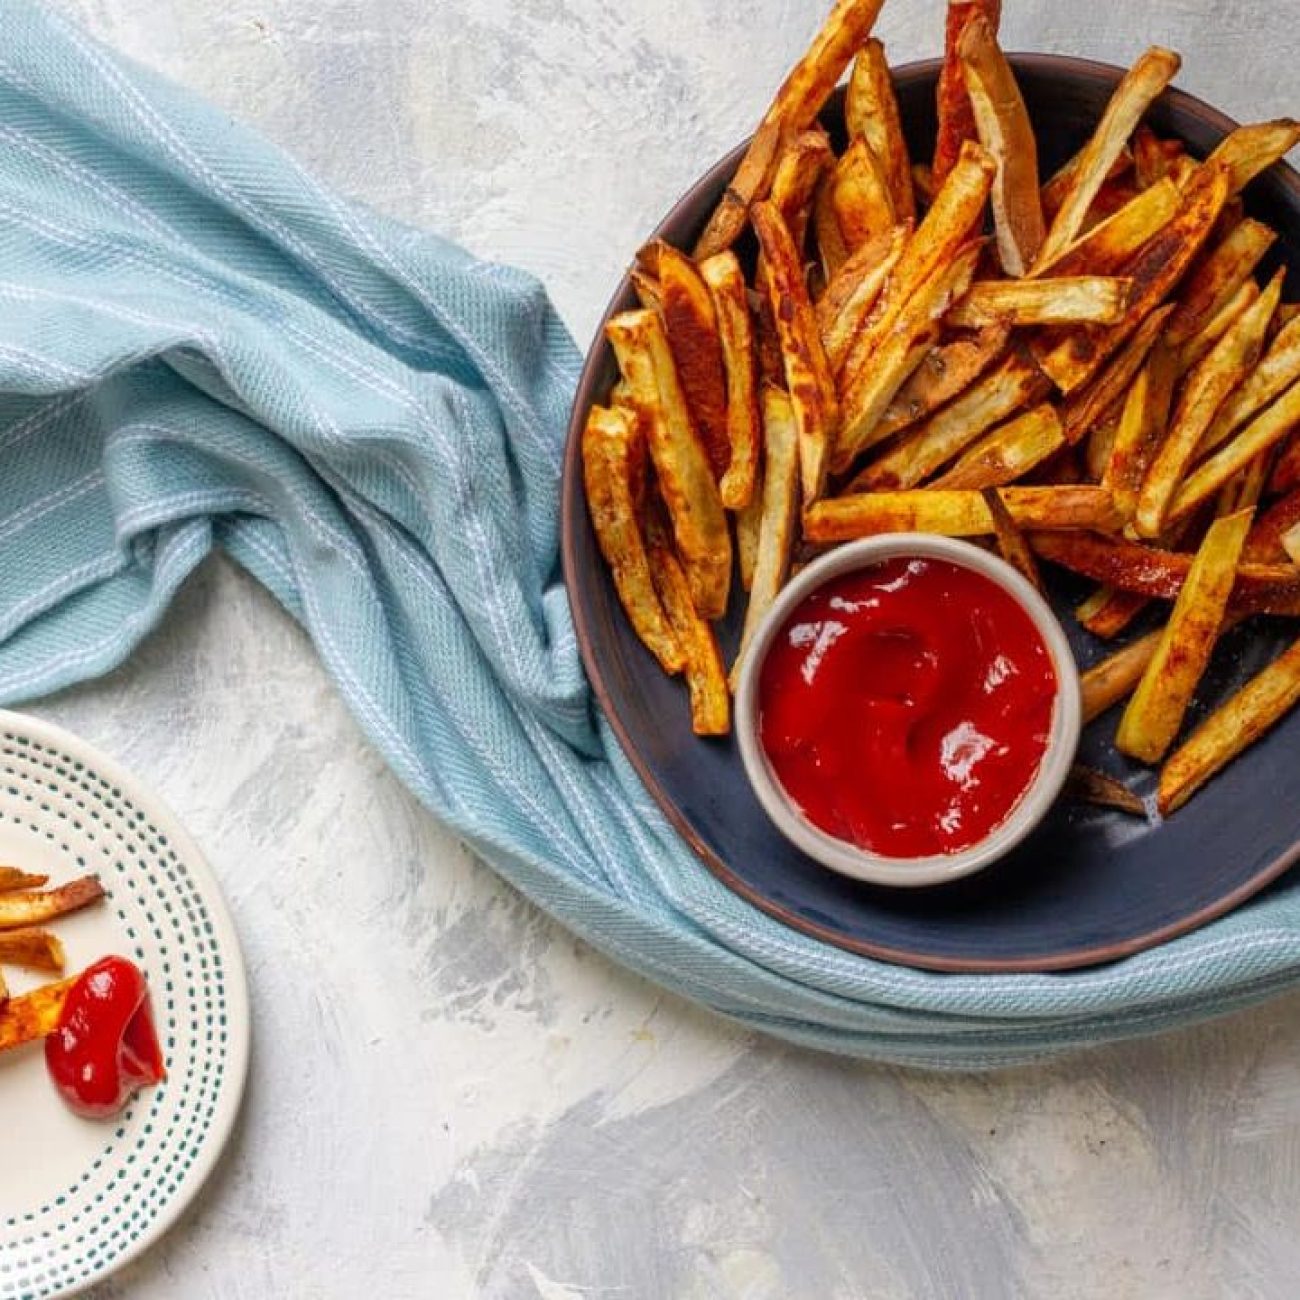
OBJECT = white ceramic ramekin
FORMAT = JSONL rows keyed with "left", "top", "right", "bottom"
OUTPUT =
{"left": 734, "top": 534, "right": 1082, "bottom": 888}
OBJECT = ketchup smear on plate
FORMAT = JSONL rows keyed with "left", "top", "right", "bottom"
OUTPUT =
{"left": 758, "top": 556, "right": 1058, "bottom": 858}
{"left": 46, "top": 956, "right": 166, "bottom": 1120}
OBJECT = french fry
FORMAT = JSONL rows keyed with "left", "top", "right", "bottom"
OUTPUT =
{"left": 1176, "top": 278, "right": 1259, "bottom": 377}
{"left": 0, "top": 928, "right": 65, "bottom": 973}
{"left": 1245, "top": 488, "right": 1300, "bottom": 562}
{"left": 856, "top": 350, "right": 1050, "bottom": 490}
{"left": 657, "top": 245, "right": 731, "bottom": 481}
{"left": 948, "top": 276, "right": 1130, "bottom": 329}
{"left": 932, "top": 404, "right": 1065, "bottom": 490}
{"left": 582, "top": 405, "right": 685, "bottom": 675}
{"left": 813, "top": 177, "right": 851, "bottom": 279}
{"left": 1084, "top": 409, "right": 1121, "bottom": 482}
{"left": 0, "top": 876, "right": 103, "bottom": 931}
{"left": 1205, "top": 118, "right": 1300, "bottom": 198}
{"left": 819, "top": 225, "right": 909, "bottom": 373}
{"left": 1164, "top": 218, "right": 1277, "bottom": 347}
{"left": 1081, "top": 629, "right": 1163, "bottom": 721}
{"left": 606, "top": 311, "right": 732, "bottom": 618}
{"left": 1200, "top": 314, "right": 1300, "bottom": 457}
{"left": 752, "top": 201, "right": 840, "bottom": 503}
{"left": 1132, "top": 126, "right": 1186, "bottom": 189}
{"left": 630, "top": 269, "right": 662, "bottom": 312}
{"left": 732, "top": 387, "right": 802, "bottom": 687}
{"left": 1135, "top": 269, "right": 1282, "bottom": 537}
{"left": 769, "top": 129, "right": 835, "bottom": 248}
{"left": 1159, "top": 632, "right": 1300, "bottom": 814}
{"left": 1042, "top": 150, "right": 1133, "bottom": 224}
{"left": 1272, "top": 430, "right": 1300, "bottom": 495}
{"left": 1065, "top": 765, "right": 1147, "bottom": 815}
{"left": 0, "top": 977, "right": 75, "bottom": 1053}
{"left": 693, "top": 0, "right": 886, "bottom": 258}
{"left": 805, "top": 485, "right": 1120, "bottom": 542}
{"left": 646, "top": 530, "right": 730, "bottom": 737}
{"left": 1040, "top": 178, "right": 1179, "bottom": 278}
{"left": 1077, "top": 586, "right": 1151, "bottom": 639}
{"left": 934, "top": 0, "right": 1003, "bottom": 183}
{"left": 981, "top": 486, "right": 1043, "bottom": 590}
{"left": 846, "top": 38, "right": 915, "bottom": 222}
{"left": 871, "top": 323, "right": 1011, "bottom": 441}
{"left": 1283, "top": 521, "right": 1300, "bottom": 567}
{"left": 700, "top": 251, "right": 762, "bottom": 510}
{"left": 828, "top": 138, "right": 897, "bottom": 253}
{"left": 735, "top": 485, "right": 764, "bottom": 591}
{"left": 1167, "top": 374, "right": 1300, "bottom": 525}
{"left": 1032, "top": 47, "right": 1181, "bottom": 273}
{"left": 1103, "top": 340, "right": 1178, "bottom": 520}
{"left": 1117, "top": 508, "right": 1253, "bottom": 762}
{"left": 0, "top": 867, "right": 48, "bottom": 892}
{"left": 958, "top": 14, "right": 1044, "bottom": 275}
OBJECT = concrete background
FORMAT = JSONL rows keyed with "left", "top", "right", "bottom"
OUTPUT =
{"left": 28, "top": 0, "right": 1300, "bottom": 1296}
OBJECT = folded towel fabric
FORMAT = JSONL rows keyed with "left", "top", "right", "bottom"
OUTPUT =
{"left": 2, "top": 0, "right": 1299, "bottom": 1068}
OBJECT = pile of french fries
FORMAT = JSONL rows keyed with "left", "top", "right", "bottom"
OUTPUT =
{"left": 581, "top": 0, "right": 1300, "bottom": 818}
{"left": 0, "top": 868, "right": 103, "bottom": 1052}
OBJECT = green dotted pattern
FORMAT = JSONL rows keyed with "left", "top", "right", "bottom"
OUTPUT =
{"left": 0, "top": 732, "right": 231, "bottom": 1300}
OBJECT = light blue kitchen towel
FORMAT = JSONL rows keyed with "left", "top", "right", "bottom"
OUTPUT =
{"left": 2, "top": 1, "right": 1299, "bottom": 1069}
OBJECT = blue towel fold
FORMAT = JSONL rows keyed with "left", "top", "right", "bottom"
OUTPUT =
{"left": 4, "top": 0, "right": 1300, "bottom": 1067}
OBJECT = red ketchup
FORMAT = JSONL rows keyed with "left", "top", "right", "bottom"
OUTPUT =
{"left": 758, "top": 556, "right": 1058, "bottom": 858}
{"left": 45, "top": 956, "right": 166, "bottom": 1119}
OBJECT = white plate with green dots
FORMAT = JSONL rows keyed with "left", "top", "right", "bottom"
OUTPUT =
{"left": 0, "top": 711, "right": 249, "bottom": 1300}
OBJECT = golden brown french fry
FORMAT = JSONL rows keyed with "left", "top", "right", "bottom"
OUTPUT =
{"left": 1080, "top": 630, "right": 1163, "bottom": 722}
{"left": 1040, "top": 178, "right": 1179, "bottom": 278}
{"left": 1176, "top": 278, "right": 1259, "bottom": 378}
{"left": 1042, "top": 147, "right": 1133, "bottom": 224}
{"left": 646, "top": 533, "right": 729, "bottom": 737}
{"left": 606, "top": 311, "right": 732, "bottom": 618}
{"left": 630, "top": 269, "right": 662, "bottom": 312}
{"left": 1064, "top": 765, "right": 1147, "bottom": 815}
{"left": 1135, "top": 269, "right": 1282, "bottom": 538}
{"left": 948, "top": 276, "right": 1130, "bottom": 329}
{"left": 846, "top": 38, "right": 915, "bottom": 222}
{"left": 0, "top": 867, "right": 48, "bottom": 892}
{"left": 829, "top": 137, "right": 897, "bottom": 252}
{"left": 0, "top": 977, "right": 75, "bottom": 1052}
{"left": 700, "top": 251, "right": 761, "bottom": 510}
{"left": 934, "top": 0, "right": 1004, "bottom": 184}
{"left": 582, "top": 405, "right": 685, "bottom": 674}
{"left": 1164, "top": 218, "right": 1278, "bottom": 348}
{"left": 1033, "top": 164, "right": 1230, "bottom": 393}
{"left": 1077, "top": 586, "right": 1150, "bottom": 639}
{"left": 1117, "top": 508, "right": 1253, "bottom": 763}
{"left": 818, "top": 225, "right": 909, "bottom": 373}
{"left": 856, "top": 350, "right": 1050, "bottom": 490}
{"left": 1159, "top": 632, "right": 1300, "bottom": 814}
{"left": 813, "top": 177, "right": 851, "bottom": 280}
{"left": 1102, "top": 340, "right": 1178, "bottom": 521}
{"left": 752, "top": 201, "right": 840, "bottom": 504}
{"left": 0, "top": 876, "right": 103, "bottom": 931}
{"left": 732, "top": 387, "right": 801, "bottom": 688}
{"left": 958, "top": 13, "right": 1044, "bottom": 275}
{"left": 1273, "top": 430, "right": 1300, "bottom": 496}
{"left": 0, "top": 928, "right": 65, "bottom": 973}
{"left": 1132, "top": 126, "right": 1186, "bottom": 189}
{"left": 804, "top": 485, "right": 1120, "bottom": 541}
{"left": 1032, "top": 47, "right": 1181, "bottom": 273}
{"left": 872, "top": 324, "right": 1011, "bottom": 441}
{"left": 735, "top": 485, "right": 763, "bottom": 592}
{"left": 1200, "top": 314, "right": 1300, "bottom": 457}
{"left": 1168, "top": 375, "right": 1300, "bottom": 526}
{"left": 1084, "top": 409, "right": 1121, "bottom": 482}
{"left": 693, "top": 0, "right": 886, "bottom": 258}
{"left": 981, "top": 486, "right": 1043, "bottom": 590}
{"left": 1245, "top": 488, "right": 1300, "bottom": 562}
{"left": 769, "top": 129, "right": 835, "bottom": 249}
{"left": 932, "top": 404, "right": 1065, "bottom": 490}
{"left": 1205, "top": 118, "right": 1300, "bottom": 198}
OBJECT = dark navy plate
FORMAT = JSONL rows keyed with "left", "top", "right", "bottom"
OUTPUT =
{"left": 561, "top": 56, "right": 1300, "bottom": 971}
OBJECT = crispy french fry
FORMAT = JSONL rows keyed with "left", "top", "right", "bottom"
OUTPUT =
{"left": 949, "top": 276, "right": 1130, "bottom": 329}
{"left": 958, "top": 13, "right": 1044, "bottom": 275}
{"left": 1200, "top": 314, "right": 1300, "bottom": 457}
{"left": 1168, "top": 374, "right": 1300, "bottom": 525}
{"left": 1085, "top": 409, "right": 1121, "bottom": 483}
{"left": 1081, "top": 629, "right": 1163, "bottom": 722}
{"left": 582, "top": 404, "right": 685, "bottom": 675}
{"left": 932, "top": 404, "right": 1065, "bottom": 490}
{"left": 735, "top": 485, "right": 763, "bottom": 591}
{"left": 1176, "top": 278, "right": 1259, "bottom": 378}
{"left": 934, "top": 0, "right": 1003, "bottom": 183}
{"left": 1033, "top": 48, "right": 1181, "bottom": 273}
{"left": 1103, "top": 340, "right": 1178, "bottom": 520}
{"left": 1065, "top": 765, "right": 1147, "bottom": 815}
{"left": 1205, "top": 118, "right": 1300, "bottom": 198}
{"left": 0, "top": 927, "right": 65, "bottom": 973}
{"left": 981, "top": 486, "right": 1043, "bottom": 590}
{"left": 700, "top": 251, "right": 761, "bottom": 510}
{"left": 1272, "top": 430, "right": 1300, "bottom": 495}
{"left": 693, "top": 0, "right": 885, "bottom": 258}
{"left": 805, "top": 485, "right": 1119, "bottom": 541}
{"left": 732, "top": 387, "right": 802, "bottom": 688}
{"left": 0, "top": 867, "right": 48, "bottom": 892}
{"left": 1117, "top": 508, "right": 1253, "bottom": 762}
{"left": 813, "top": 176, "right": 851, "bottom": 279}
{"left": 818, "top": 225, "right": 909, "bottom": 373}
{"left": 1077, "top": 586, "right": 1150, "bottom": 639}
{"left": 769, "top": 129, "right": 835, "bottom": 249}
{"left": 0, "top": 876, "right": 103, "bottom": 931}
{"left": 0, "top": 977, "right": 75, "bottom": 1052}
{"left": 1132, "top": 126, "right": 1186, "bottom": 189}
{"left": 1159, "top": 632, "right": 1300, "bottom": 814}
{"left": 646, "top": 531, "right": 730, "bottom": 737}
{"left": 829, "top": 138, "right": 897, "bottom": 253}
{"left": 1164, "top": 218, "right": 1277, "bottom": 347}
{"left": 846, "top": 38, "right": 914, "bottom": 222}
{"left": 1136, "top": 270, "right": 1282, "bottom": 537}
{"left": 856, "top": 350, "right": 1050, "bottom": 490}
{"left": 753, "top": 201, "right": 840, "bottom": 504}
{"left": 1041, "top": 177, "right": 1179, "bottom": 278}
{"left": 1042, "top": 150, "right": 1133, "bottom": 224}
{"left": 606, "top": 311, "right": 732, "bottom": 618}
{"left": 1245, "top": 488, "right": 1300, "bottom": 562}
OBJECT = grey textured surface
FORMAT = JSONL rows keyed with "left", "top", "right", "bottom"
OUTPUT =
{"left": 27, "top": 1, "right": 1300, "bottom": 1296}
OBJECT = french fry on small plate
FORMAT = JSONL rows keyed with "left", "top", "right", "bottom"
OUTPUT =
{"left": 1081, "top": 629, "right": 1163, "bottom": 722}
{"left": 0, "top": 977, "right": 75, "bottom": 1053}
{"left": 0, "top": 867, "right": 48, "bottom": 892}
{"left": 0, "top": 876, "right": 103, "bottom": 931}
{"left": 1064, "top": 765, "right": 1147, "bottom": 816}
{"left": 0, "top": 927, "right": 65, "bottom": 973}
{"left": 1076, "top": 585, "right": 1151, "bottom": 639}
